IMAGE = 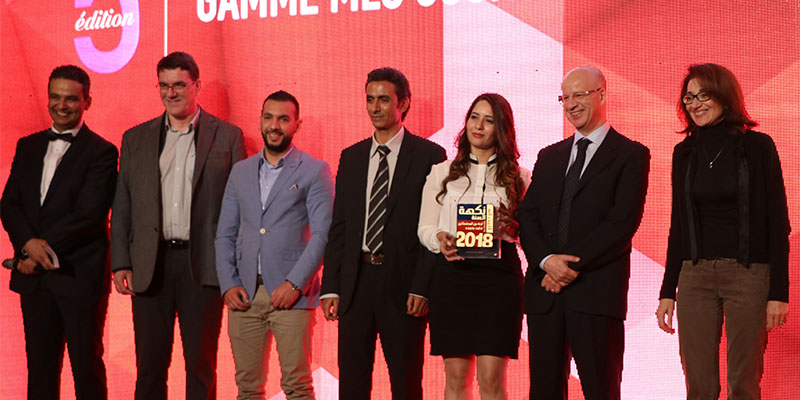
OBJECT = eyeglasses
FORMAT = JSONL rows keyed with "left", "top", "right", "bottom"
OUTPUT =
{"left": 682, "top": 91, "right": 711, "bottom": 105}
{"left": 558, "top": 88, "right": 602, "bottom": 104}
{"left": 157, "top": 80, "right": 196, "bottom": 94}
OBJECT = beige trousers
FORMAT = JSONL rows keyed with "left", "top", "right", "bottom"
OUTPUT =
{"left": 677, "top": 258, "right": 769, "bottom": 400}
{"left": 228, "top": 284, "right": 315, "bottom": 400}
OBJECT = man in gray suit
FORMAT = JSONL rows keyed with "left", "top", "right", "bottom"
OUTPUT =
{"left": 215, "top": 90, "right": 334, "bottom": 399}
{"left": 110, "top": 51, "right": 246, "bottom": 400}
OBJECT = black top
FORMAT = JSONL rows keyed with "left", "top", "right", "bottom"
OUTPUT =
{"left": 692, "top": 124, "right": 738, "bottom": 258}
{"left": 660, "top": 124, "right": 791, "bottom": 302}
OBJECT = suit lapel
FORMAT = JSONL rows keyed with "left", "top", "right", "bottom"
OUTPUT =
{"left": 25, "top": 132, "right": 50, "bottom": 220}
{"left": 263, "top": 149, "right": 302, "bottom": 214}
{"left": 239, "top": 155, "right": 263, "bottom": 218}
{"left": 549, "top": 137, "right": 573, "bottom": 202}
{"left": 352, "top": 140, "right": 371, "bottom": 226}
{"left": 144, "top": 117, "right": 163, "bottom": 204}
{"left": 385, "top": 132, "right": 415, "bottom": 216}
{"left": 41, "top": 125, "right": 90, "bottom": 208}
{"left": 193, "top": 110, "right": 217, "bottom": 193}
{"left": 575, "top": 128, "right": 620, "bottom": 194}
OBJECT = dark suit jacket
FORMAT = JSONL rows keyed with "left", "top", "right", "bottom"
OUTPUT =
{"left": 321, "top": 130, "right": 446, "bottom": 314}
{"left": 518, "top": 127, "right": 649, "bottom": 320}
{"left": 1, "top": 125, "right": 118, "bottom": 296}
{"left": 110, "top": 109, "right": 246, "bottom": 292}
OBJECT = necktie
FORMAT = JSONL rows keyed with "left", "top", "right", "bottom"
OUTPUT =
{"left": 557, "top": 137, "right": 591, "bottom": 248}
{"left": 366, "top": 145, "right": 391, "bottom": 254}
{"left": 46, "top": 131, "right": 75, "bottom": 143}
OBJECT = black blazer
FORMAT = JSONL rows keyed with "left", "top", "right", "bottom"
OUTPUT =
{"left": 1, "top": 125, "right": 118, "bottom": 296}
{"left": 321, "top": 130, "right": 446, "bottom": 315}
{"left": 660, "top": 129, "right": 790, "bottom": 302}
{"left": 518, "top": 127, "right": 649, "bottom": 320}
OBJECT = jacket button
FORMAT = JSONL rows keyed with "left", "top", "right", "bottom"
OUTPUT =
{"left": 260, "top": 228, "right": 266, "bottom": 234}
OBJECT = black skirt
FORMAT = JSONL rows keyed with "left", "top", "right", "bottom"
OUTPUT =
{"left": 428, "top": 241, "right": 524, "bottom": 358}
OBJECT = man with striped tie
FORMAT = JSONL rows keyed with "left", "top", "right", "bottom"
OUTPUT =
{"left": 320, "top": 67, "right": 446, "bottom": 399}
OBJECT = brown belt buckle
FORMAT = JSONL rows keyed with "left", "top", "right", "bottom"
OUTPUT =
{"left": 363, "top": 252, "right": 383, "bottom": 265}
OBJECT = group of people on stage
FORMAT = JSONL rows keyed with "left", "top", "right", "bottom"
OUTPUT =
{"left": 0, "top": 50, "right": 790, "bottom": 400}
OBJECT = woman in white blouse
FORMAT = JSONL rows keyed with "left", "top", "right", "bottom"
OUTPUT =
{"left": 418, "top": 93, "right": 530, "bottom": 400}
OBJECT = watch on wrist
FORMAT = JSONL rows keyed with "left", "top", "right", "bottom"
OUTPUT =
{"left": 287, "top": 280, "right": 301, "bottom": 292}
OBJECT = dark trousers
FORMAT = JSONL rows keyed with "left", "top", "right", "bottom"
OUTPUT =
{"left": 677, "top": 259, "right": 769, "bottom": 400}
{"left": 131, "top": 245, "right": 223, "bottom": 400}
{"left": 20, "top": 286, "right": 108, "bottom": 400}
{"left": 528, "top": 296, "right": 625, "bottom": 400}
{"left": 338, "top": 260, "right": 427, "bottom": 400}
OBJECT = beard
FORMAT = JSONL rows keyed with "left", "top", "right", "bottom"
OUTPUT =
{"left": 262, "top": 130, "right": 292, "bottom": 153}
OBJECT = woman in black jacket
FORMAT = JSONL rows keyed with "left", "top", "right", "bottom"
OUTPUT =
{"left": 655, "top": 63, "right": 790, "bottom": 399}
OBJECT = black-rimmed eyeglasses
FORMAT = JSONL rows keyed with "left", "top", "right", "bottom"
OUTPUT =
{"left": 682, "top": 91, "right": 711, "bottom": 105}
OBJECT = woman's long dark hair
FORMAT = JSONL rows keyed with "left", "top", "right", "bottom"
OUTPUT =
{"left": 435, "top": 93, "right": 523, "bottom": 214}
{"left": 678, "top": 63, "right": 757, "bottom": 134}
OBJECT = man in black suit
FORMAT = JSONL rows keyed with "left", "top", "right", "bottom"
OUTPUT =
{"left": 1, "top": 65, "right": 118, "bottom": 400}
{"left": 518, "top": 66, "right": 650, "bottom": 400}
{"left": 320, "top": 67, "right": 445, "bottom": 399}
{"left": 109, "top": 52, "right": 246, "bottom": 400}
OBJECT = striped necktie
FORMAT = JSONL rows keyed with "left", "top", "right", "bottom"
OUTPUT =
{"left": 366, "top": 145, "right": 391, "bottom": 254}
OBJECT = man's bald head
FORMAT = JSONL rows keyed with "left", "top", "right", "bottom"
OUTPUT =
{"left": 563, "top": 66, "right": 606, "bottom": 90}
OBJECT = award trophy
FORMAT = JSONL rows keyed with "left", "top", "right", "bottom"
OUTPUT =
{"left": 455, "top": 203, "right": 500, "bottom": 259}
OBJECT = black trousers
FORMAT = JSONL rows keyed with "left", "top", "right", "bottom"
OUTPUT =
{"left": 131, "top": 245, "right": 223, "bottom": 400}
{"left": 20, "top": 285, "right": 108, "bottom": 400}
{"left": 337, "top": 260, "right": 427, "bottom": 400}
{"left": 527, "top": 296, "right": 625, "bottom": 400}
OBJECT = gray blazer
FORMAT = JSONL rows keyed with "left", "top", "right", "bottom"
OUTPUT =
{"left": 214, "top": 148, "right": 334, "bottom": 309}
{"left": 110, "top": 109, "right": 246, "bottom": 292}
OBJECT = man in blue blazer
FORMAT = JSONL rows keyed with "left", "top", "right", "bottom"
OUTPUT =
{"left": 215, "top": 90, "right": 334, "bottom": 399}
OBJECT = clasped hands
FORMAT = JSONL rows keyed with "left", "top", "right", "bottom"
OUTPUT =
{"left": 541, "top": 254, "right": 580, "bottom": 294}
{"left": 16, "top": 238, "right": 57, "bottom": 275}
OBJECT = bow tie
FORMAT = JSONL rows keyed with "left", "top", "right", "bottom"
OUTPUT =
{"left": 46, "top": 131, "right": 75, "bottom": 143}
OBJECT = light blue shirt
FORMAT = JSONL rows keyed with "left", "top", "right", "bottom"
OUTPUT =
{"left": 540, "top": 122, "right": 611, "bottom": 270}
{"left": 257, "top": 146, "right": 294, "bottom": 274}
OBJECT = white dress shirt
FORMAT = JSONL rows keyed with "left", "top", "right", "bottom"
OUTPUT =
{"left": 418, "top": 154, "right": 531, "bottom": 253}
{"left": 40, "top": 121, "right": 83, "bottom": 205}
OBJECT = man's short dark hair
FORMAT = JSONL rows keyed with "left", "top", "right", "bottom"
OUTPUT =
{"left": 263, "top": 90, "right": 300, "bottom": 119}
{"left": 49, "top": 65, "right": 91, "bottom": 98}
{"left": 366, "top": 67, "right": 411, "bottom": 120}
{"left": 157, "top": 51, "right": 199, "bottom": 81}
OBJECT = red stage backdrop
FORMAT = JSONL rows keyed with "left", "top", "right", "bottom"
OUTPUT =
{"left": 1, "top": 0, "right": 799, "bottom": 398}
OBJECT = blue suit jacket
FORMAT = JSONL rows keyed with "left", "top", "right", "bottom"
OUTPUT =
{"left": 215, "top": 147, "right": 334, "bottom": 309}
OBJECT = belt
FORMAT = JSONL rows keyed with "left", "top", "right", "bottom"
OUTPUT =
{"left": 162, "top": 239, "right": 189, "bottom": 249}
{"left": 361, "top": 252, "right": 384, "bottom": 265}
